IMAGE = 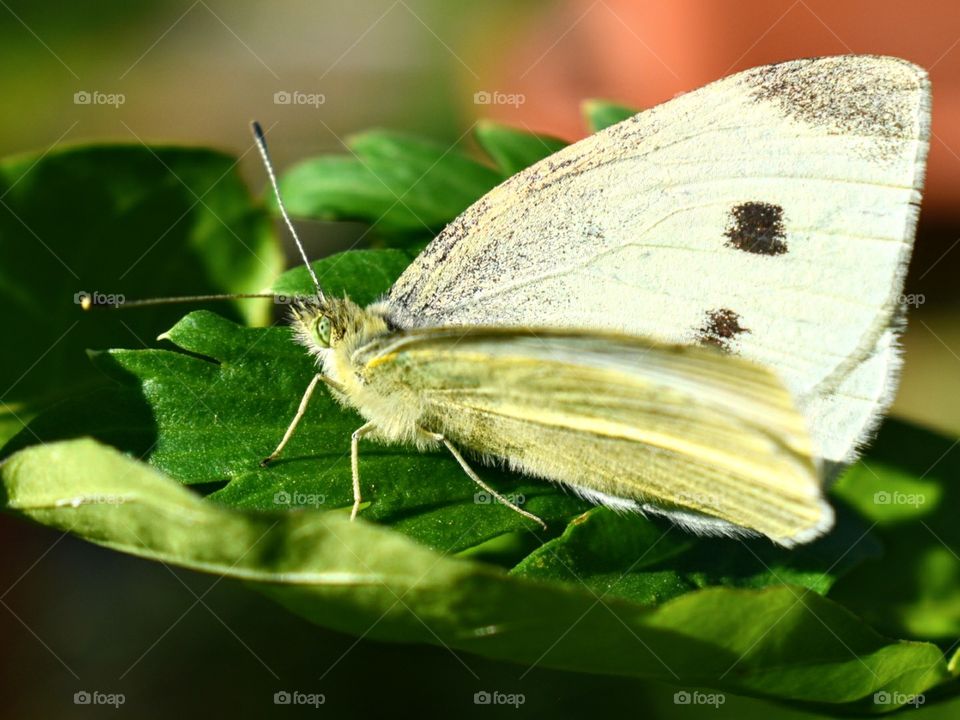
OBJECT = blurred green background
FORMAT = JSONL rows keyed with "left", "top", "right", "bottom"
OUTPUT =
{"left": 2, "top": 1, "right": 959, "bottom": 717}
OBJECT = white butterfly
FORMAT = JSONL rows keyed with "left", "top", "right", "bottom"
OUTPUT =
{"left": 389, "top": 54, "right": 930, "bottom": 474}
{"left": 259, "top": 55, "right": 930, "bottom": 546}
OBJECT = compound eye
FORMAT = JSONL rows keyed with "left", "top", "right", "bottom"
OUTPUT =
{"left": 315, "top": 315, "right": 332, "bottom": 347}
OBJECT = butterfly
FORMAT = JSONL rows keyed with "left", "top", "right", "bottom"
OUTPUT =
{"left": 257, "top": 54, "right": 930, "bottom": 547}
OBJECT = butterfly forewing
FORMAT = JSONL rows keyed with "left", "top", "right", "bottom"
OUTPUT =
{"left": 387, "top": 55, "right": 930, "bottom": 467}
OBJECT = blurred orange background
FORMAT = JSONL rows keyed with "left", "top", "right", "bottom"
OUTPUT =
{"left": 485, "top": 1, "right": 960, "bottom": 213}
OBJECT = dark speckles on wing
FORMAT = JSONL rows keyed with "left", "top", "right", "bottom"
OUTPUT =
{"left": 698, "top": 309, "right": 749, "bottom": 351}
{"left": 746, "top": 56, "right": 923, "bottom": 161}
{"left": 724, "top": 202, "right": 787, "bottom": 255}
{"left": 422, "top": 198, "right": 491, "bottom": 267}
{"left": 390, "top": 197, "right": 493, "bottom": 314}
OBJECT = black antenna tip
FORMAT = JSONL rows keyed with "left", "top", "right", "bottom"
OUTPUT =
{"left": 251, "top": 120, "right": 265, "bottom": 141}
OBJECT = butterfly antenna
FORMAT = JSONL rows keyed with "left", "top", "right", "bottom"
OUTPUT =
{"left": 250, "top": 121, "right": 324, "bottom": 300}
{"left": 77, "top": 292, "right": 284, "bottom": 310}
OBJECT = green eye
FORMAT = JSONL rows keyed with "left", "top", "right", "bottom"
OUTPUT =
{"left": 315, "top": 315, "right": 332, "bottom": 347}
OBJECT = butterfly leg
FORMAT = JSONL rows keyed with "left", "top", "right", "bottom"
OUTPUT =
{"left": 419, "top": 429, "right": 547, "bottom": 531}
{"left": 260, "top": 374, "right": 323, "bottom": 467}
{"left": 351, "top": 422, "right": 376, "bottom": 520}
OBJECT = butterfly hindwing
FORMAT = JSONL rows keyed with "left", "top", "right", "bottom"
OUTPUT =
{"left": 355, "top": 327, "right": 827, "bottom": 546}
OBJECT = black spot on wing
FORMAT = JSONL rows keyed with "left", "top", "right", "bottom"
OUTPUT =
{"left": 724, "top": 202, "right": 787, "bottom": 255}
{"left": 698, "top": 309, "right": 749, "bottom": 351}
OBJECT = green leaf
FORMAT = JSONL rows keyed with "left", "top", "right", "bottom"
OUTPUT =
{"left": 583, "top": 99, "right": 638, "bottom": 132}
{"left": 0, "top": 403, "right": 37, "bottom": 448}
{"left": 474, "top": 120, "right": 568, "bottom": 177}
{"left": 277, "top": 131, "right": 501, "bottom": 235}
{"left": 512, "top": 504, "right": 881, "bottom": 604}
{"left": 2, "top": 437, "right": 955, "bottom": 711}
{"left": 269, "top": 248, "right": 414, "bottom": 306}
{"left": 828, "top": 420, "right": 960, "bottom": 641}
{"left": 0, "top": 144, "right": 282, "bottom": 438}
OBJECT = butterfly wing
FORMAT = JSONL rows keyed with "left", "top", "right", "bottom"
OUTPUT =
{"left": 356, "top": 327, "right": 829, "bottom": 546}
{"left": 386, "top": 55, "right": 931, "bottom": 466}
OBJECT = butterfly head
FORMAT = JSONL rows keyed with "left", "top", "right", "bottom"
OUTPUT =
{"left": 291, "top": 294, "right": 341, "bottom": 354}
{"left": 290, "top": 294, "right": 387, "bottom": 361}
